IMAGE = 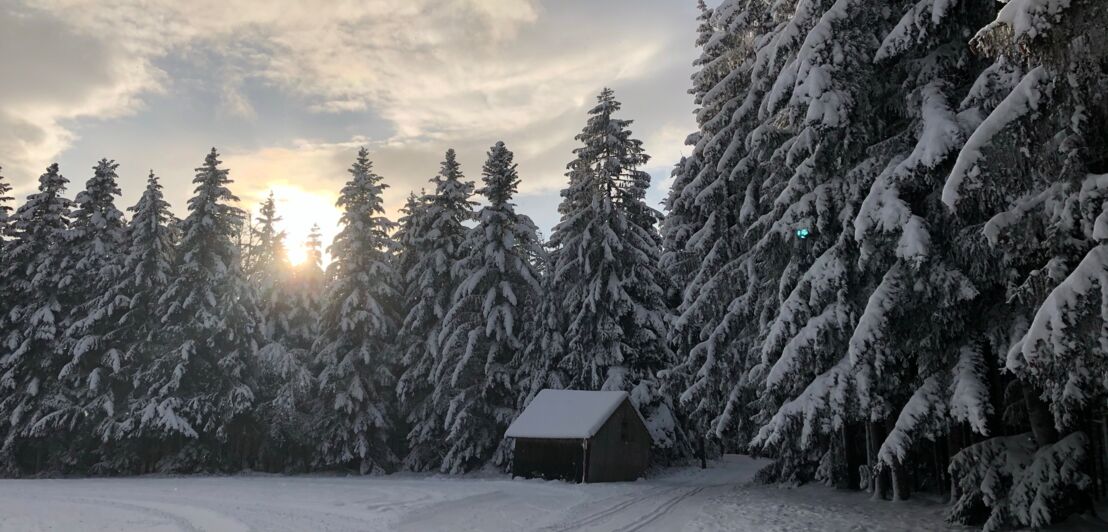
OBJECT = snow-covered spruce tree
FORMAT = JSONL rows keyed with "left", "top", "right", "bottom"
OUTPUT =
{"left": 0, "top": 164, "right": 73, "bottom": 473}
{"left": 254, "top": 219, "right": 321, "bottom": 472}
{"left": 397, "top": 150, "right": 475, "bottom": 471}
{"left": 245, "top": 193, "right": 309, "bottom": 471}
{"left": 842, "top": 0, "right": 1009, "bottom": 502}
{"left": 665, "top": 0, "right": 796, "bottom": 452}
{"left": 392, "top": 193, "right": 426, "bottom": 284}
{"left": 515, "top": 271, "right": 565, "bottom": 411}
{"left": 134, "top": 148, "right": 262, "bottom": 472}
{"left": 245, "top": 194, "right": 290, "bottom": 354}
{"left": 734, "top": 0, "right": 899, "bottom": 488}
{"left": 53, "top": 159, "right": 129, "bottom": 469}
{"left": 302, "top": 223, "right": 324, "bottom": 275}
{"left": 550, "top": 88, "right": 683, "bottom": 457}
{"left": 281, "top": 220, "right": 324, "bottom": 448}
{"left": 663, "top": 0, "right": 997, "bottom": 496}
{"left": 660, "top": 0, "right": 728, "bottom": 299}
{"left": 662, "top": 0, "right": 847, "bottom": 473}
{"left": 0, "top": 166, "right": 12, "bottom": 240}
{"left": 391, "top": 192, "right": 427, "bottom": 462}
{"left": 65, "top": 171, "right": 176, "bottom": 473}
{"left": 437, "top": 141, "right": 543, "bottom": 472}
{"left": 940, "top": 0, "right": 1108, "bottom": 526}
{"left": 312, "top": 147, "right": 399, "bottom": 474}
{"left": 0, "top": 166, "right": 14, "bottom": 368}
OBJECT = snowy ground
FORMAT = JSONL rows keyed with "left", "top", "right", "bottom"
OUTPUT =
{"left": 0, "top": 455, "right": 1102, "bottom": 531}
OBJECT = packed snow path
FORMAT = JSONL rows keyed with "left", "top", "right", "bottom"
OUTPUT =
{"left": 0, "top": 455, "right": 963, "bottom": 531}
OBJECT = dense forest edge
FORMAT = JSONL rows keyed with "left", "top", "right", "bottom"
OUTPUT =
{"left": 1, "top": 1, "right": 1107, "bottom": 530}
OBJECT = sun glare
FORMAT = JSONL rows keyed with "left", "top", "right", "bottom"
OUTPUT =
{"left": 286, "top": 242, "right": 309, "bottom": 266}
{"left": 264, "top": 184, "right": 341, "bottom": 267}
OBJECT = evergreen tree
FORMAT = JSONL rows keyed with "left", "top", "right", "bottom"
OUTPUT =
{"left": 303, "top": 223, "right": 324, "bottom": 275}
{"left": 0, "top": 164, "right": 74, "bottom": 472}
{"left": 66, "top": 171, "right": 176, "bottom": 472}
{"left": 393, "top": 193, "right": 426, "bottom": 286}
{"left": 245, "top": 193, "right": 312, "bottom": 471}
{"left": 662, "top": 0, "right": 1106, "bottom": 524}
{"left": 550, "top": 88, "right": 682, "bottom": 456}
{"left": 248, "top": 192, "right": 293, "bottom": 351}
{"left": 0, "top": 166, "right": 15, "bottom": 381}
{"left": 391, "top": 191, "right": 429, "bottom": 465}
{"left": 397, "top": 150, "right": 475, "bottom": 471}
{"left": 134, "top": 148, "right": 261, "bottom": 471}
{"left": 256, "top": 219, "right": 321, "bottom": 472}
{"left": 665, "top": 0, "right": 778, "bottom": 449}
{"left": 0, "top": 166, "right": 12, "bottom": 239}
{"left": 515, "top": 274, "right": 566, "bottom": 411}
{"left": 55, "top": 159, "right": 129, "bottom": 468}
{"left": 437, "top": 141, "right": 543, "bottom": 472}
{"left": 941, "top": 1, "right": 1108, "bottom": 526}
{"left": 288, "top": 222, "right": 324, "bottom": 355}
{"left": 312, "top": 148, "right": 399, "bottom": 474}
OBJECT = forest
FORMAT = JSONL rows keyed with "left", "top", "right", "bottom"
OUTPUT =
{"left": 1, "top": 0, "right": 1107, "bottom": 531}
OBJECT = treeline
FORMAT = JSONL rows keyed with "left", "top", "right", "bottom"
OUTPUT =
{"left": 0, "top": 89, "right": 683, "bottom": 477}
{"left": 661, "top": 0, "right": 1106, "bottom": 530}
{"left": 2, "top": 0, "right": 1108, "bottom": 529}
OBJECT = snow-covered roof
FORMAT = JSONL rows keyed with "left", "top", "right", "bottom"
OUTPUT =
{"left": 505, "top": 389, "right": 632, "bottom": 439}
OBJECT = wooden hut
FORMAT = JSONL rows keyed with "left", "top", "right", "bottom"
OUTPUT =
{"left": 505, "top": 389, "right": 652, "bottom": 483}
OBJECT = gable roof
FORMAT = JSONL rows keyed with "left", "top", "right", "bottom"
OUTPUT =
{"left": 505, "top": 389, "right": 635, "bottom": 439}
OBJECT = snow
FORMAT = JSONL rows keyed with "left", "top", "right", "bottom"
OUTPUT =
{"left": 875, "top": 0, "right": 962, "bottom": 61}
{"left": 984, "top": 0, "right": 1072, "bottom": 41}
{"left": 942, "top": 66, "right": 1051, "bottom": 208}
{"left": 505, "top": 389, "right": 634, "bottom": 439}
{"left": 0, "top": 455, "right": 963, "bottom": 532}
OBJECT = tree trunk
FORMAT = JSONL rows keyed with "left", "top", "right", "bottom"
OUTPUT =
{"left": 699, "top": 435, "right": 707, "bottom": 469}
{"left": 1022, "top": 381, "right": 1059, "bottom": 447}
{"left": 890, "top": 456, "right": 911, "bottom": 501}
{"left": 868, "top": 421, "right": 890, "bottom": 500}
{"left": 1099, "top": 406, "right": 1108, "bottom": 500}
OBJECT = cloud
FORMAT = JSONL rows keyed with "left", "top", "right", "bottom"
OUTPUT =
{"left": 0, "top": 5, "right": 162, "bottom": 192}
{"left": 5, "top": 0, "right": 698, "bottom": 238}
{"left": 14, "top": 0, "right": 675, "bottom": 142}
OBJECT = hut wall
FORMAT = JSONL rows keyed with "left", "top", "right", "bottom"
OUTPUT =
{"left": 511, "top": 438, "right": 585, "bottom": 482}
{"left": 585, "top": 401, "right": 651, "bottom": 482}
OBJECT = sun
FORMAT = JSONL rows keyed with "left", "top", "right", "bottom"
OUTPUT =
{"left": 286, "top": 242, "right": 309, "bottom": 266}
{"left": 261, "top": 184, "right": 341, "bottom": 267}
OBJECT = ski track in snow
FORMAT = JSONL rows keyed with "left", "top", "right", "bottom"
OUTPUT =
{"left": 0, "top": 455, "right": 1035, "bottom": 532}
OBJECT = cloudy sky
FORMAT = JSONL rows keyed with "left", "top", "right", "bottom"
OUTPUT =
{"left": 2, "top": 0, "right": 701, "bottom": 260}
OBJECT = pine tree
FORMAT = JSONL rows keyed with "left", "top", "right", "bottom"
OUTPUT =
{"left": 437, "top": 141, "right": 544, "bottom": 472}
{"left": 393, "top": 193, "right": 427, "bottom": 286}
{"left": 0, "top": 166, "right": 15, "bottom": 380}
{"left": 397, "top": 150, "right": 476, "bottom": 471}
{"left": 392, "top": 191, "right": 430, "bottom": 466}
{"left": 244, "top": 193, "right": 312, "bottom": 471}
{"left": 66, "top": 171, "right": 176, "bottom": 472}
{"left": 0, "top": 166, "right": 12, "bottom": 239}
{"left": 312, "top": 147, "right": 399, "bottom": 474}
{"left": 939, "top": 1, "right": 1108, "bottom": 525}
{"left": 550, "top": 88, "right": 682, "bottom": 456}
{"left": 515, "top": 274, "right": 566, "bottom": 411}
{"left": 134, "top": 148, "right": 261, "bottom": 471}
{"left": 303, "top": 223, "right": 324, "bottom": 275}
{"left": 248, "top": 193, "right": 293, "bottom": 352}
{"left": 289, "top": 221, "right": 323, "bottom": 354}
{"left": 53, "top": 159, "right": 129, "bottom": 468}
{"left": 0, "top": 163, "right": 74, "bottom": 472}
{"left": 661, "top": 0, "right": 1107, "bottom": 521}
{"left": 665, "top": 0, "right": 780, "bottom": 449}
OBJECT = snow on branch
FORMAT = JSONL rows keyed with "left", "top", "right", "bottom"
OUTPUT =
{"left": 943, "top": 67, "right": 1052, "bottom": 209}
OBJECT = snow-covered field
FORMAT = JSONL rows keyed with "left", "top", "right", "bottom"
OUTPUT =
{"left": 0, "top": 455, "right": 1100, "bottom": 532}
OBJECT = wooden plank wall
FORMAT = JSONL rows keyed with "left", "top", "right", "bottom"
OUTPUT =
{"left": 585, "top": 400, "right": 651, "bottom": 482}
